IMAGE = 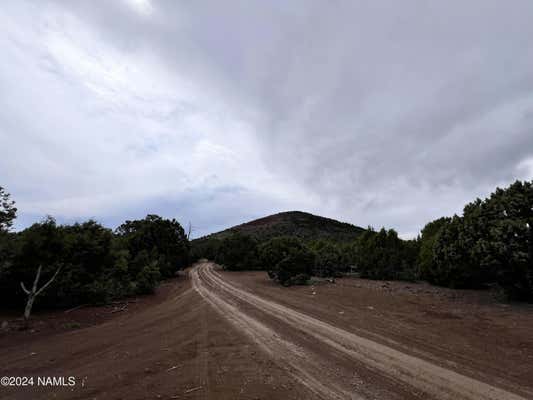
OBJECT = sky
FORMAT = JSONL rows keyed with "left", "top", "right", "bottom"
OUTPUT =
{"left": 1, "top": 0, "right": 533, "bottom": 238}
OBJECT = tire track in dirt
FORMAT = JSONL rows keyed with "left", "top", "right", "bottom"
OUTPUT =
{"left": 191, "top": 265, "right": 358, "bottom": 400}
{"left": 194, "top": 299, "right": 209, "bottom": 399}
{"left": 194, "top": 262, "right": 528, "bottom": 400}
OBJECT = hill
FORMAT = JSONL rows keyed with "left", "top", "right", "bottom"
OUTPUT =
{"left": 196, "top": 211, "right": 365, "bottom": 243}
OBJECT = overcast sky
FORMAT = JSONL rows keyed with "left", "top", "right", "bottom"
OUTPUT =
{"left": 1, "top": 1, "right": 533, "bottom": 238}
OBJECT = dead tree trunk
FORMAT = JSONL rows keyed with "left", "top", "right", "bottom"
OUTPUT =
{"left": 20, "top": 265, "right": 62, "bottom": 325}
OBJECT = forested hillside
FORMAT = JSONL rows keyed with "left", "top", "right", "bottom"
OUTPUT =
{"left": 192, "top": 181, "right": 533, "bottom": 301}
{"left": 200, "top": 211, "right": 365, "bottom": 242}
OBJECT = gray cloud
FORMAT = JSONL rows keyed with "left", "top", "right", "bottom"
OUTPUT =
{"left": 1, "top": 0, "right": 533, "bottom": 238}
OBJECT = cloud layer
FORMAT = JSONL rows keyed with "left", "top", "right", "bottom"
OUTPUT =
{"left": 1, "top": 1, "right": 533, "bottom": 237}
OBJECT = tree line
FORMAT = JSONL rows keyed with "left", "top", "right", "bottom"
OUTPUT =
{"left": 1, "top": 178, "right": 531, "bottom": 316}
{"left": 0, "top": 186, "right": 190, "bottom": 321}
{"left": 192, "top": 180, "right": 533, "bottom": 301}
{"left": 191, "top": 228, "right": 418, "bottom": 285}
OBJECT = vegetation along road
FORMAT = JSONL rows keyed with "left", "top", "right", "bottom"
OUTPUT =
{"left": 2, "top": 260, "right": 532, "bottom": 400}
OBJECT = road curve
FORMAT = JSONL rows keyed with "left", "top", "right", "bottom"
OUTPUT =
{"left": 191, "top": 261, "right": 528, "bottom": 400}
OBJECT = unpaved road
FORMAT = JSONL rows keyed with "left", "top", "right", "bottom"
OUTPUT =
{"left": 1, "top": 261, "right": 533, "bottom": 399}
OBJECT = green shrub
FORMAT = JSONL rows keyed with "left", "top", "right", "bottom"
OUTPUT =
{"left": 431, "top": 180, "right": 533, "bottom": 299}
{"left": 1, "top": 214, "right": 190, "bottom": 309}
{"left": 259, "top": 237, "right": 315, "bottom": 286}
{"left": 286, "top": 273, "right": 310, "bottom": 286}
{"left": 190, "top": 237, "right": 221, "bottom": 262}
{"left": 81, "top": 279, "right": 116, "bottom": 305}
{"left": 136, "top": 261, "right": 161, "bottom": 294}
{"left": 63, "top": 322, "right": 81, "bottom": 330}
{"left": 310, "top": 240, "right": 343, "bottom": 277}
{"left": 215, "top": 233, "right": 259, "bottom": 270}
{"left": 116, "top": 215, "right": 189, "bottom": 278}
{"left": 355, "top": 228, "right": 417, "bottom": 281}
{"left": 417, "top": 217, "right": 451, "bottom": 281}
{"left": 431, "top": 216, "right": 483, "bottom": 288}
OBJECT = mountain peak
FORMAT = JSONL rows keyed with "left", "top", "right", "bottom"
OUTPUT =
{"left": 197, "top": 211, "right": 364, "bottom": 243}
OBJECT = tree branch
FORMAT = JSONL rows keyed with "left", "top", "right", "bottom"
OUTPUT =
{"left": 31, "top": 265, "right": 42, "bottom": 293}
{"left": 20, "top": 281, "right": 30, "bottom": 295}
{"left": 35, "top": 265, "right": 62, "bottom": 296}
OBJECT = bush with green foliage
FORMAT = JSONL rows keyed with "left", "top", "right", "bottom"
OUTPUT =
{"left": 3, "top": 178, "right": 532, "bottom": 307}
{"left": 0, "top": 188, "right": 191, "bottom": 310}
{"left": 0, "top": 210, "right": 190, "bottom": 309}
{"left": 310, "top": 239, "right": 344, "bottom": 277}
{"left": 190, "top": 237, "right": 221, "bottom": 263}
{"left": 136, "top": 260, "right": 162, "bottom": 294}
{"left": 417, "top": 217, "right": 451, "bottom": 281}
{"left": 432, "top": 180, "right": 533, "bottom": 299}
{"left": 1, "top": 218, "right": 122, "bottom": 307}
{"left": 259, "top": 236, "right": 315, "bottom": 286}
{"left": 338, "top": 241, "right": 358, "bottom": 271}
{"left": 431, "top": 216, "right": 483, "bottom": 288}
{"left": 116, "top": 215, "right": 189, "bottom": 278}
{"left": 355, "top": 228, "right": 418, "bottom": 281}
{"left": 215, "top": 233, "right": 259, "bottom": 270}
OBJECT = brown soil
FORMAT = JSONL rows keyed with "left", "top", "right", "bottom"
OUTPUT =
{"left": 1, "top": 262, "right": 532, "bottom": 399}
{"left": 0, "top": 277, "right": 183, "bottom": 345}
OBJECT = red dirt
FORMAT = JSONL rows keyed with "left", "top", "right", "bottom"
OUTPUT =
{"left": 0, "top": 277, "right": 182, "bottom": 345}
{"left": 1, "top": 262, "right": 532, "bottom": 399}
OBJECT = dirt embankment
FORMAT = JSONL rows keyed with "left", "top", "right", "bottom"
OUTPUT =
{"left": 1, "top": 262, "right": 533, "bottom": 399}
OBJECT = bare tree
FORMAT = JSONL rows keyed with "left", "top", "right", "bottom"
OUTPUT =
{"left": 20, "top": 265, "right": 62, "bottom": 325}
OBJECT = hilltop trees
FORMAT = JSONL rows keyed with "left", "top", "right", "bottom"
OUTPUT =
{"left": 188, "top": 212, "right": 366, "bottom": 281}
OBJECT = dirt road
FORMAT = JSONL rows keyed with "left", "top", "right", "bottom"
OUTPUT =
{"left": 1, "top": 261, "right": 532, "bottom": 399}
{"left": 192, "top": 262, "right": 532, "bottom": 400}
